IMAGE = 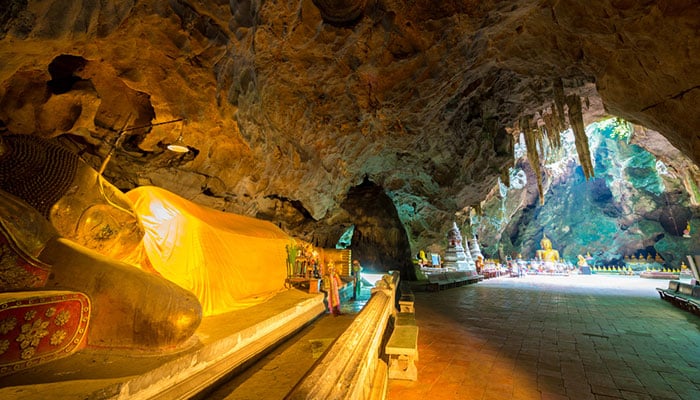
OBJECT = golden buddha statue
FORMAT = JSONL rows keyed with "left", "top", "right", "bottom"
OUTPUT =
{"left": 577, "top": 254, "right": 588, "bottom": 267}
{"left": 0, "top": 188, "right": 202, "bottom": 352}
{"left": 536, "top": 233, "right": 560, "bottom": 263}
{"left": 127, "top": 185, "right": 293, "bottom": 316}
{"left": 1, "top": 133, "right": 296, "bottom": 322}
{"left": 0, "top": 135, "right": 201, "bottom": 357}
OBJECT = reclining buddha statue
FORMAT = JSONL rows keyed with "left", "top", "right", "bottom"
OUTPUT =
{"left": 0, "top": 133, "right": 294, "bottom": 373}
{"left": 0, "top": 134, "right": 202, "bottom": 369}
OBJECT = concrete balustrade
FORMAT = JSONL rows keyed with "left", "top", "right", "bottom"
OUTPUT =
{"left": 288, "top": 271, "right": 400, "bottom": 400}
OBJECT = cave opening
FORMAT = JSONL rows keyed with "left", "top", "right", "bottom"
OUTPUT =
{"left": 489, "top": 118, "right": 699, "bottom": 268}
{"left": 47, "top": 54, "right": 88, "bottom": 95}
{"left": 340, "top": 178, "right": 415, "bottom": 280}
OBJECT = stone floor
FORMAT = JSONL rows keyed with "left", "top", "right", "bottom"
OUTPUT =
{"left": 5, "top": 275, "right": 697, "bottom": 400}
{"left": 388, "top": 274, "right": 700, "bottom": 400}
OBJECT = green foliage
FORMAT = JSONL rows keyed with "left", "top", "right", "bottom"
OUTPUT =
{"left": 593, "top": 117, "right": 632, "bottom": 141}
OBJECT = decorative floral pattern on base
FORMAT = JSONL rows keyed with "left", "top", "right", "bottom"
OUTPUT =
{"left": 0, "top": 291, "right": 90, "bottom": 375}
{"left": 0, "top": 234, "right": 51, "bottom": 291}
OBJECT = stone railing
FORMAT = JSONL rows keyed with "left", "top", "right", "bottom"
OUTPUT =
{"left": 288, "top": 271, "right": 400, "bottom": 400}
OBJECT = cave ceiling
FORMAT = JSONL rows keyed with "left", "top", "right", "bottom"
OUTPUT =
{"left": 0, "top": 0, "right": 698, "bottom": 251}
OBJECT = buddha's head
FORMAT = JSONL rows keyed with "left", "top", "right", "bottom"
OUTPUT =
{"left": 0, "top": 134, "right": 144, "bottom": 261}
{"left": 541, "top": 233, "right": 552, "bottom": 250}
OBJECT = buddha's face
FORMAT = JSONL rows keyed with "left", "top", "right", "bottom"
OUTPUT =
{"left": 50, "top": 162, "right": 144, "bottom": 262}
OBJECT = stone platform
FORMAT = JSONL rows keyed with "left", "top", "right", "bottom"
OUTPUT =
{"left": 0, "top": 289, "right": 326, "bottom": 400}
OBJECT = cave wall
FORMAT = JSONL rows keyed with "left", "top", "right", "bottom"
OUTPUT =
{"left": 0, "top": 0, "right": 698, "bottom": 261}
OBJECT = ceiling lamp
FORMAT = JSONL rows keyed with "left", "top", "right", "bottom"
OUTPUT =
{"left": 99, "top": 117, "right": 187, "bottom": 175}
{"left": 167, "top": 141, "right": 189, "bottom": 153}
{"left": 167, "top": 122, "right": 189, "bottom": 153}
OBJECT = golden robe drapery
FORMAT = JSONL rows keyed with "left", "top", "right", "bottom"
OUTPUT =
{"left": 126, "top": 186, "right": 292, "bottom": 316}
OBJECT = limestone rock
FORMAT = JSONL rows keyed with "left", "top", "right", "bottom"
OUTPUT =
{"left": 0, "top": 1, "right": 699, "bottom": 273}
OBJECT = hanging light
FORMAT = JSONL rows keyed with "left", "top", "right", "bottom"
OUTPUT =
{"left": 99, "top": 117, "right": 187, "bottom": 176}
{"left": 167, "top": 120, "right": 189, "bottom": 153}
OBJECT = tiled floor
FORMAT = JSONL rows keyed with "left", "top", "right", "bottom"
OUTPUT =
{"left": 388, "top": 275, "right": 700, "bottom": 400}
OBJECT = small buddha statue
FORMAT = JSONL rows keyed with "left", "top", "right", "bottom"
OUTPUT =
{"left": 577, "top": 254, "right": 588, "bottom": 267}
{"left": 536, "top": 233, "right": 560, "bottom": 263}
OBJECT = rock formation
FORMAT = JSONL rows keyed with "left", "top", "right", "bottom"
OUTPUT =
{"left": 480, "top": 122, "right": 700, "bottom": 267}
{"left": 0, "top": 1, "right": 699, "bottom": 274}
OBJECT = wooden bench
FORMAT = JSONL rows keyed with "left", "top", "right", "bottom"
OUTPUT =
{"left": 398, "top": 281, "right": 415, "bottom": 312}
{"left": 426, "top": 270, "right": 482, "bottom": 291}
{"left": 656, "top": 280, "right": 680, "bottom": 300}
{"left": 446, "top": 270, "right": 482, "bottom": 286}
{"left": 385, "top": 325, "right": 419, "bottom": 381}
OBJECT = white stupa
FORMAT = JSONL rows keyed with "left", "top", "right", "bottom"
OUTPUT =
{"left": 469, "top": 234, "right": 483, "bottom": 262}
{"left": 443, "top": 222, "right": 476, "bottom": 272}
{"left": 462, "top": 234, "right": 475, "bottom": 269}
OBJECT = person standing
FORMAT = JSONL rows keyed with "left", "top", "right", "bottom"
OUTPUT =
{"left": 326, "top": 263, "right": 342, "bottom": 316}
{"left": 352, "top": 259, "right": 363, "bottom": 300}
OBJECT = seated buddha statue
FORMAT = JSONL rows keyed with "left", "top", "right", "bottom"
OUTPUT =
{"left": 577, "top": 254, "right": 588, "bottom": 267}
{"left": 536, "top": 233, "right": 560, "bottom": 263}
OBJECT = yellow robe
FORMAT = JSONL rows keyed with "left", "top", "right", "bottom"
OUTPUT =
{"left": 126, "top": 186, "right": 292, "bottom": 316}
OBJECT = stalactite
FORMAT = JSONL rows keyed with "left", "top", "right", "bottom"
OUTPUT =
{"left": 550, "top": 104, "right": 563, "bottom": 137}
{"left": 542, "top": 111, "right": 561, "bottom": 149}
{"left": 566, "top": 94, "right": 595, "bottom": 180}
{"left": 501, "top": 167, "right": 510, "bottom": 188}
{"left": 537, "top": 123, "right": 547, "bottom": 158}
{"left": 521, "top": 116, "right": 544, "bottom": 204}
{"left": 534, "top": 114, "right": 546, "bottom": 155}
{"left": 553, "top": 79, "right": 567, "bottom": 130}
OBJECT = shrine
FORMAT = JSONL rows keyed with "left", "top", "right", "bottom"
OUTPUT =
{"left": 442, "top": 222, "right": 476, "bottom": 273}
